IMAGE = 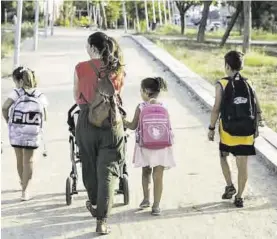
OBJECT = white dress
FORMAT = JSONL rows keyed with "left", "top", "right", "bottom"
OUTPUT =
{"left": 132, "top": 102, "right": 176, "bottom": 169}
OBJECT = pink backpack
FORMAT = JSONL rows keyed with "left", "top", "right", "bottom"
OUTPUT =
{"left": 138, "top": 103, "right": 173, "bottom": 149}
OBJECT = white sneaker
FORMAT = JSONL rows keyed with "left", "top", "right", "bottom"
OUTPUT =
{"left": 21, "top": 191, "right": 29, "bottom": 201}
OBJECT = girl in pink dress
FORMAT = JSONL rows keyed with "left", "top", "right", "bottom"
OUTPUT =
{"left": 123, "top": 77, "right": 175, "bottom": 216}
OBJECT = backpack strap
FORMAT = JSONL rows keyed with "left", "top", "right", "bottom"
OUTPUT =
{"left": 89, "top": 60, "right": 100, "bottom": 78}
{"left": 14, "top": 89, "right": 20, "bottom": 97}
{"left": 22, "top": 88, "right": 36, "bottom": 97}
{"left": 242, "top": 78, "right": 256, "bottom": 118}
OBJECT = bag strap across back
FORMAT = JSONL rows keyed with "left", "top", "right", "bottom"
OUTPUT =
{"left": 89, "top": 60, "right": 100, "bottom": 78}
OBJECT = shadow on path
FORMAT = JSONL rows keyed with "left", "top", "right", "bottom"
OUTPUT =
{"left": 1, "top": 191, "right": 273, "bottom": 238}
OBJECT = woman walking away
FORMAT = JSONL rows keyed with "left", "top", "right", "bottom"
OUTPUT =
{"left": 123, "top": 77, "right": 176, "bottom": 216}
{"left": 208, "top": 51, "right": 263, "bottom": 208}
{"left": 2, "top": 67, "right": 48, "bottom": 201}
{"left": 74, "top": 32, "right": 125, "bottom": 235}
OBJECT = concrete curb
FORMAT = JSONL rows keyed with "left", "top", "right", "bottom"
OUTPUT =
{"left": 129, "top": 34, "right": 277, "bottom": 172}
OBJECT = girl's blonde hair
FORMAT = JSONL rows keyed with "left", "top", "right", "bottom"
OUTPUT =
{"left": 12, "top": 66, "right": 37, "bottom": 89}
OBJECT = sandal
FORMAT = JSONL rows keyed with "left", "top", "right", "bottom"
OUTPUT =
{"left": 234, "top": 196, "right": 244, "bottom": 208}
{"left": 222, "top": 185, "right": 236, "bottom": 199}
{"left": 86, "top": 200, "right": 97, "bottom": 217}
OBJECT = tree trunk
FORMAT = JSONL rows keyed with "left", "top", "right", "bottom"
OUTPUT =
{"left": 239, "top": 11, "right": 244, "bottom": 35}
{"left": 100, "top": 1, "right": 107, "bottom": 30}
{"left": 180, "top": 12, "right": 185, "bottom": 35}
{"left": 197, "top": 1, "right": 212, "bottom": 43}
{"left": 135, "top": 1, "right": 140, "bottom": 32}
{"left": 220, "top": 2, "right": 242, "bottom": 47}
{"left": 243, "top": 0, "right": 251, "bottom": 53}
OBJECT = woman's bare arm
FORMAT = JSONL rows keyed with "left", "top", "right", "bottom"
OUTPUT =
{"left": 43, "top": 108, "right": 48, "bottom": 121}
{"left": 124, "top": 105, "right": 140, "bottom": 130}
{"left": 254, "top": 91, "right": 262, "bottom": 114}
{"left": 73, "top": 70, "right": 79, "bottom": 102}
{"left": 2, "top": 98, "right": 14, "bottom": 123}
{"left": 210, "top": 84, "right": 222, "bottom": 128}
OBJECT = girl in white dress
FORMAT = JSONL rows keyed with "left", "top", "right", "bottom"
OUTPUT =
{"left": 123, "top": 77, "right": 175, "bottom": 216}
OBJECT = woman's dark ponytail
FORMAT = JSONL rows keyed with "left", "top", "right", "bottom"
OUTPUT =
{"left": 87, "top": 32, "right": 124, "bottom": 75}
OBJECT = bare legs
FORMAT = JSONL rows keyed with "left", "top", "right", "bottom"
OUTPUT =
{"left": 152, "top": 166, "right": 164, "bottom": 208}
{"left": 14, "top": 148, "right": 23, "bottom": 185}
{"left": 14, "top": 148, "right": 34, "bottom": 200}
{"left": 236, "top": 156, "right": 248, "bottom": 198}
{"left": 220, "top": 153, "right": 233, "bottom": 187}
{"left": 141, "top": 166, "right": 164, "bottom": 212}
{"left": 142, "top": 167, "right": 152, "bottom": 202}
{"left": 220, "top": 153, "right": 248, "bottom": 206}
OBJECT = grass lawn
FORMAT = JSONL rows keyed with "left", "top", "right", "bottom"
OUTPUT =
{"left": 1, "top": 22, "right": 34, "bottom": 59}
{"left": 151, "top": 24, "right": 277, "bottom": 41}
{"left": 153, "top": 39, "right": 277, "bottom": 131}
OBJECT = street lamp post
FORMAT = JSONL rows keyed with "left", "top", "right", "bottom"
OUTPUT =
{"left": 135, "top": 1, "right": 140, "bottom": 32}
{"left": 44, "top": 0, "right": 49, "bottom": 37}
{"left": 163, "top": 0, "right": 167, "bottom": 24}
{"left": 152, "top": 0, "right": 156, "bottom": 24}
{"left": 13, "top": 0, "right": 23, "bottom": 68}
{"left": 144, "top": 0, "right": 149, "bottom": 31}
{"left": 158, "top": 0, "right": 163, "bottom": 25}
{"left": 167, "top": 0, "right": 172, "bottom": 24}
{"left": 122, "top": 1, "right": 128, "bottom": 33}
{"left": 51, "top": 0, "right": 55, "bottom": 36}
{"left": 33, "top": 0, "right": 39, "bottom": 51}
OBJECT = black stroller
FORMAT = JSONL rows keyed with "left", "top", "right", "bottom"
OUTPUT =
{"left": 65, "top": 104, "right": 129, "bottom": 206}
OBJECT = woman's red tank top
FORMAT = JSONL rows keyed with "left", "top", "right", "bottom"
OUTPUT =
{"left": 75, "top": 59, "right": 124, "bottom": 105}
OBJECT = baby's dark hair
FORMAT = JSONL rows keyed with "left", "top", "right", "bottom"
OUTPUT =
{"left": 141, "top": 77, "right": 167, "bottom": 98}
{"left": 224, "top": 50, "right": 244, "bottom": 71}
{"left": 12, "top": 66, "right": 37, "bottom": 88}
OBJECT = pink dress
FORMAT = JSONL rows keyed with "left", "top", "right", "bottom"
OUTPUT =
{"left": 133, "top": 102, "right": 176, "bottom": 169}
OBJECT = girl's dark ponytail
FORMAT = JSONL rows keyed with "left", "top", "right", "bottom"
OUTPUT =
{"left": 154, "top": 77, "right": 168, "bottom": 92}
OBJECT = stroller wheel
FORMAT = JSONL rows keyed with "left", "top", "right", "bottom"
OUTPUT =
{"left": 122, "top": 174, "right": 129, "bottom": 205}
{"left": 66, "top": 177, "right": 72, "bottom": 206}
{"left": 43, "top": 151, "right": 47, "bottom": 157}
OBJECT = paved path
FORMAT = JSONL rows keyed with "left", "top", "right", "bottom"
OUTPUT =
{"left": 1, "top": 28, "right": 277, "bottom": 239}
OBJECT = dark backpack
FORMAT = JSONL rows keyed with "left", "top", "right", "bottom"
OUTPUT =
{"left": 220, "top": 73, "right": 257, "bottom": 137}
{"left": 88, "top": 61, "right": 123, "bottom": 128}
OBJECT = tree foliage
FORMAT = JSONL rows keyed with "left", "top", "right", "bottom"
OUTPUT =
{"left": 106, "top": 1, "right": 121, "bottom": 26}
{"left": 251, "top": 1, "right": 277, "bottom": 31}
